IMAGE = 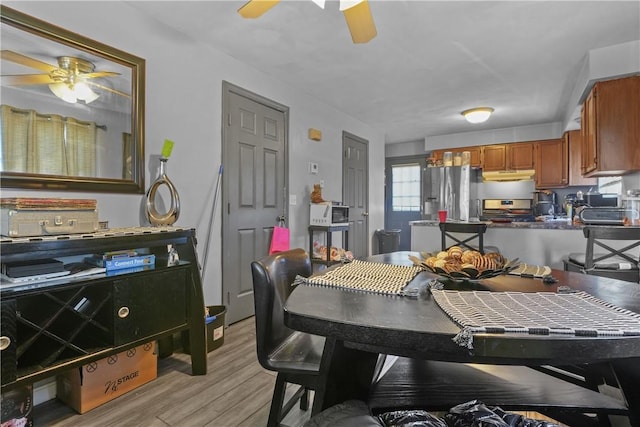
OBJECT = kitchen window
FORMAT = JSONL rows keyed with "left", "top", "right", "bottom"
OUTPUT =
{"left": 391, "top": 163, "right": 421, "bottom": 212}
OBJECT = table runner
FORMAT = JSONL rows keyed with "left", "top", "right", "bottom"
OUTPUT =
{"left": 297, "top": 260, "right": 421, "bottom": 295}
{"left": 430, "top": 289, "right": 640, "bottom": 349}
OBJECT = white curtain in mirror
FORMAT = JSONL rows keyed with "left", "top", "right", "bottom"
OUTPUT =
{"left": 1, "top": 104, "right": 100, "bottom": 177}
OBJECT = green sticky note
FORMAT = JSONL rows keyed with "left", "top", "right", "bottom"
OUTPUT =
{"left": 161, "top": 139, "right": 175, "bottom": 158}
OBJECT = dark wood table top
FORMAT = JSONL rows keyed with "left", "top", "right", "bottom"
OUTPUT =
{"left": 284, "top": 251, "right": 640, "bottom": 365}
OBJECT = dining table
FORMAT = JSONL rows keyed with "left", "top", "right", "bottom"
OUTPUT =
{"left": 283, "top": 251, "right": 640, "bottom": 426}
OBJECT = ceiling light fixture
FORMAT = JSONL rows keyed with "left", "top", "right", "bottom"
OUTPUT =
{"left": 462, "top": 107, "right": 494, "bottom": 124}
{"left": 49, "top": 81, "right": 99, "bottom": 104}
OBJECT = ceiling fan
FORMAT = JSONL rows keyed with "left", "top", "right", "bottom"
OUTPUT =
{"left": 238, "top": 0, "right": 377, "bottom": 44}
{"left": 1, "top": 50, "right": 129, "bottom": 104}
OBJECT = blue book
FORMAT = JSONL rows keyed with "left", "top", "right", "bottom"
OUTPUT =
{"left": 86, "top": 254, "right": 155, "bottom": 271}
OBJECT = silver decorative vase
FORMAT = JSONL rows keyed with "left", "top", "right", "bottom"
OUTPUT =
{"left": 145, "top": 157, "right": 180, "bottom": 226}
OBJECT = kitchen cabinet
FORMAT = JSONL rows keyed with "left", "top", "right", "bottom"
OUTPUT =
{"left": 581, "top": 75, "right": 640, "bottom": 176}
{"left": 430, "top": 146, "right": 482, "bottom": 167}
{"left": 566, "top": 130, "right": 597, "bottom": 186}
{"left": 534, "top": 138, "right": 567, "bottom": 188}
{"left": 483, "top": 142, "right": 534, "bottom": 171}
{"left": 0, "top": 227, "right": 206, "bottom": 391}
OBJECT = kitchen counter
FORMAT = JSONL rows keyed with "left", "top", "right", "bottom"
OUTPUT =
{"left": 409, "top": 220, "right": 638, "bottom": 269}
{"left": 409, "top": 219, "right": 583, "bottom": 230}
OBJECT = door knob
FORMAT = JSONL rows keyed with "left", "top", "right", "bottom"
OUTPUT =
{"left": 0, "top": 336, "right": 10, "bottom": 351}
{"left": 362, "top": 212, "right": 369, "bottom": 216}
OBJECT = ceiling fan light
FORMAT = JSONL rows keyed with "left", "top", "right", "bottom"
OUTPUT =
{"left": 49, "top": 82, "right": 77, "bottom": 104}
{"left": 342, "top": 0, "right": 377, "bottom": 43}
{"left": 238, "top": 0, "right": 281, "bottom": 18}
{"left": 462, "top": 107, "right": 494, "bottom": 124}
{"left": 74, "top": 82, "right": 100, "bottom": 104}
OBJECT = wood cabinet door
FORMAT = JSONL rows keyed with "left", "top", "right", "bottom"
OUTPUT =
{"left": 567, "top": 130, "right": 596, "bottom": 186}
{"left": 482, "top": 145, "right": 507, "bottom": 171}
{"left": 465, "top": 146, "right": 483, "bottom": 167}
{"left": 582, "top": 89, "right": 597, "bottom": 174}
{"left": 507, "top": 142, "right": 534, "bottom": 169}
{"left": 593, "top": 76, "right": 640, "bottom": 174}
{"left": 114, "top": 268, "right": 188, "bottom": 345}
{"left": 535, "top": 138, "right": 567, "bottom": 188}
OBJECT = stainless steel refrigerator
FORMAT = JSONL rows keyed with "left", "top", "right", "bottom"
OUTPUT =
{"left": 423, "top": 166, "right": 479, "bottom": 221}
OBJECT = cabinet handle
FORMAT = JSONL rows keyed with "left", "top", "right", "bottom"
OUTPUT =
{"left": 118, "top": 307, "right": 130, "bottom": 318}
{"left": 0, "top": 336, "right": 10, "bottom": 351}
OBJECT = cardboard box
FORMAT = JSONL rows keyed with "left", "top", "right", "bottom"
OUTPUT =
{"left": 1, "top": 384, "right": 33, "bottom": 427}
{"left": 56, "top": 342, "right": 157, "bottom": 414}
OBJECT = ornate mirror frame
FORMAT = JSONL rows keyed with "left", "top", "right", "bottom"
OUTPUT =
{"left": 0, "top": 6, "right": 145, "bottom": 193}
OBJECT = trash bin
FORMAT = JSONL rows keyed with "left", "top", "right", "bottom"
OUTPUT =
{"left": 183, "top": 305, "right": 226, "bottom": 354}
{"left": 375, "top": 229, "right": 401, "bottom": 254}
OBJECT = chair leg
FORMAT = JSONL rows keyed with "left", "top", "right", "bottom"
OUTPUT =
{"left": 267, "top": 374, "right": 287, "bottom": 427}
{"left": 300, "top": 387, "right": 309, "bottom": 411}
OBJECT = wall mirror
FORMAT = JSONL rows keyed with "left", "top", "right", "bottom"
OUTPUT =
{"left": 0, "top": 6, "right": 145, "bottom": 193}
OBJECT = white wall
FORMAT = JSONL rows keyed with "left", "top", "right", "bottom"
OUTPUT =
{"left": 2, "top": 1, "right": 386, "bottom": 305}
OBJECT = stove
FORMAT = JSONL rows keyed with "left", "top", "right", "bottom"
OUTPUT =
{"left": 480, "top": 199, "right": 536, "bottom": 222}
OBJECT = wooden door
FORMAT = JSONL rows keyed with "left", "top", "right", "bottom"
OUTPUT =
{"left": 482, "top": 145, "right": 507, "bottom": 171}
{"left": 567, "top": 130, "right": 596, "bottom": 186}
{"left": 222, "top": 82, "right": 288, "bottom": 324}
{"left": 343, "top": 132, "right": 369, "bottom": 259}
{"left": 534, "top": 139, "right": 567, "bottom": 189}
{"left": 508, "top": 142, "right": 534, "bottom": 170}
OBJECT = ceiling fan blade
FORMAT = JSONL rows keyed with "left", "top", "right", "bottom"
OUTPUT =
{"left": 1, "top": 74, "right": 55, "bottom": 86}
{"left": 1, "top": 50, "right": 58, "bottom": 73}
{"left": 342, "top": 0, "right": 377, "bottom": 44}
{"left": 83, "top": 71, "right": 121, "bottom": 79}
{"left": 86, "top": 81, "right": 131, "bottom": 98}
{"left": 238, "top": 0, "right": 280, "bottom": 19}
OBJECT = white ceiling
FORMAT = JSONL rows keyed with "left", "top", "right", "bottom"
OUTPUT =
{"left": 130, "top": 0, "right": 639, "bottom": 144}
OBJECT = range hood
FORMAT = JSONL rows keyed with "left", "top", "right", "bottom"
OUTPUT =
{"left": 482, "top": 169, "right": 535, "bottom": 182}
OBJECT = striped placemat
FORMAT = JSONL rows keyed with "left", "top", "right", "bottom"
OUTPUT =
{"left": 297, "top": 260, "right": 421, "bottom": 295}
{"left": 430, "top": 289, "right": 640, "bottom": 349}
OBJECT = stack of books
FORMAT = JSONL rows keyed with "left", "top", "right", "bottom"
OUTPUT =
{"left": 85, "top": 250, "right": 155, "bottom": 274}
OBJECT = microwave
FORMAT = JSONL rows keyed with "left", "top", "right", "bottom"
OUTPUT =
{"left": 309, "top": 203, "right": 349, "bottom": 227}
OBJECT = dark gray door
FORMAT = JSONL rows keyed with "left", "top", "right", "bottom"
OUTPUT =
{"left": 222, "top": 82, "right": 288, "bottom": 324}
{"left": 342, "top": 131, "right": 368, "bottom": 259}
{"left": 384, "top": 156, "right": 426, "bottom": 251}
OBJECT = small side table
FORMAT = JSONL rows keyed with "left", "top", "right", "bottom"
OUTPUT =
{"left": 309, "top": 225, "right": 349, "bottom": 267}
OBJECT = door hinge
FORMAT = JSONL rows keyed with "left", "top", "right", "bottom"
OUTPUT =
{"left": 228, "top": 203, "right": 230, "bottom": 215}
{"left": 227, "top": 291, "right": 230, "bottom": 305}
{"left": 227, "top": 113, "right": 231, "bottom": 126}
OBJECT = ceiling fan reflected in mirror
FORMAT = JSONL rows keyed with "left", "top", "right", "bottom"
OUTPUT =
{"left": 1, "top": 50, "right": 129, "bottom": 104}
{"left": 238, "top": 0, "right": 377, "bottom": 44}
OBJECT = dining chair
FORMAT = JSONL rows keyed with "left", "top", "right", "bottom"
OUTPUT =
{"left": 251, "top": 248, "right": 326, "bottom": 427}
{"left": 563, "top": 226, "right": 640, "bottom": 283}
{"left": 439, "top": 222, "right": 499, "bottom": 254}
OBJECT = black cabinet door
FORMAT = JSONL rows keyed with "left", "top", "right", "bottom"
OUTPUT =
{"left": 113, "top": 267, "right": 188, "bottom": 345}
{"left": 1, "top": 299, "right": 17, "bottom": 385}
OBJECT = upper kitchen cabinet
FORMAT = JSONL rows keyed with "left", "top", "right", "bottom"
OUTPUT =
{"left": 430, "top": 146, "right": 482, "bottom": 167}
{"left": 534, "top": 138, "right": 567, "bottom": 188}
{"left": 566, "top": 130, "right": 596, "bottom": 186}
{"left": 581, "top": 76, "right": 640, "bottom": 176}
{"left": 483, "top": 142, "right": 534, "bottom": 171}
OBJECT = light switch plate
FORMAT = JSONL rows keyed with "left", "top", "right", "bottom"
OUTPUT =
{"left": 290, "top": 195, "right": 297, "bottom": 205}
{"left": 309, "top": 162, "right": 319, "bottom": 174}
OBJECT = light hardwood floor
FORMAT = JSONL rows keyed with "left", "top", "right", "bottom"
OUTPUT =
{"left": 35, "top": 317, "right": 312, "bottom": 427}
{"left": 33, "top": 317, "right": 577, "bottom": 427}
